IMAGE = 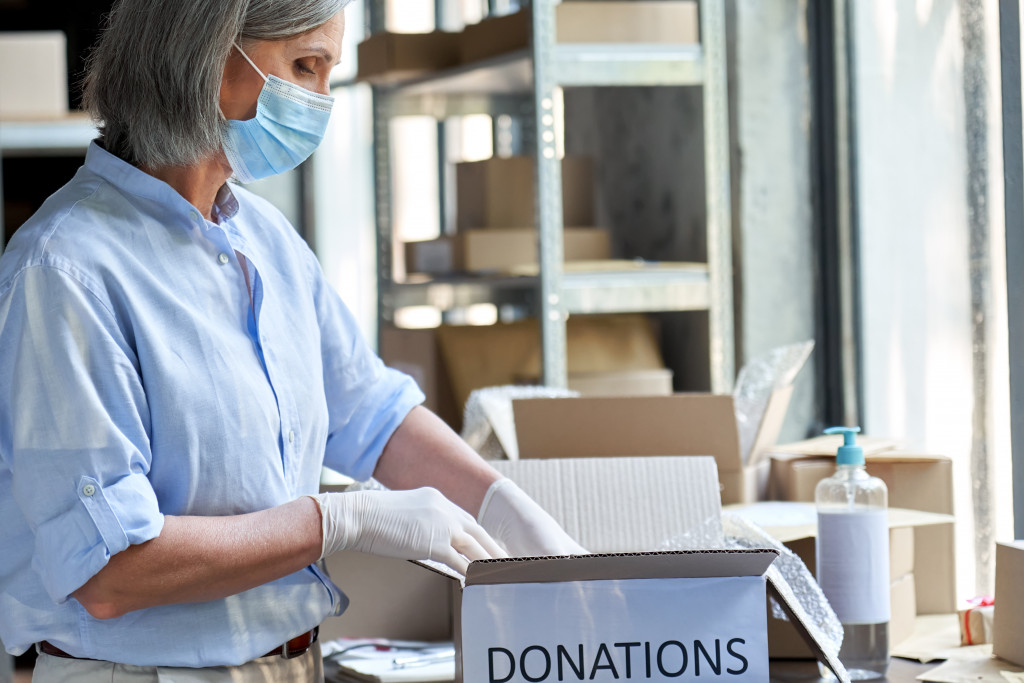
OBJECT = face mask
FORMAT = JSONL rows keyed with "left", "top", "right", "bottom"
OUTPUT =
{"left": 222, "top": 43, "right": 334, "bottom": 183}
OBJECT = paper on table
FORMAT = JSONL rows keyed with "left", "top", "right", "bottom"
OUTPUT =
{"left": 324, "top": 639, "right": 455, "bottom": 683}
{"left": 892, "top": 614, "right": 964, "bottom": 663}
{"left": 915, "top": 646, "right": 1024, "bottom": 683}
{"left": 333, "top": 657, "right": 454, "bottom": 683}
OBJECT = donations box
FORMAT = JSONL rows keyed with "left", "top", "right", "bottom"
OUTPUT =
{"left": 460, "top": 554, "right": 773, "bottom": 683}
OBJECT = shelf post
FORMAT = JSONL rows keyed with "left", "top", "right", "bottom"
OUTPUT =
{"left": 372, "top": 89, "right": 395, "bottom": 346}
{"left": 532, "top": 0, "right": 568, "bottom": 388}
{"left": 701, "top": 0, "right": 736, "bottom": 393}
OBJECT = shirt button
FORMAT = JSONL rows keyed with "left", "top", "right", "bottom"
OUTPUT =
{"left": 288, "top": 430, "right": 295, "bottom": 444}
{"left": 190, "top": 210, "right": 201, "bottom": 223}
{"left": 218, "top": 253, "right": 230, "bottom": 265}
{"left": 82, "top": 484, "right": 96, "bottom": 497}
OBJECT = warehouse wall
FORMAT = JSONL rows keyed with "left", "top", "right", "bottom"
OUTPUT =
{"left": 851, "top": 0, "right": 1011, "bottom": 598}
{"left": 563, "top": 0, "right": 818, "bottom": 442}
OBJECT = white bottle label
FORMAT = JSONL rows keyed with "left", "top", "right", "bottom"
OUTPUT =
{"left": 817, "top": 508, "right": 890, "bottom": 625}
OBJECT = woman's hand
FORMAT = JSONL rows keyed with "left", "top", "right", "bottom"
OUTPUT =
{"left": 310, "top": 487, "right": 507, "bottom": 575}
{"left": 477, "top": 478, "right": 587, "bottom": 557}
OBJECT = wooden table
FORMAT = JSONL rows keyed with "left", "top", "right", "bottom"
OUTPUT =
{"left": 770, "top": 656, "right": 938, "bottom": 682}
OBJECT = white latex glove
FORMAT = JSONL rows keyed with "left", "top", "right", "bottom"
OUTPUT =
{"left": 309, "top": 488, "right": 507, "bottom": 575}
{"left": 477, "top": 478, "right": 588, "bottom": 557}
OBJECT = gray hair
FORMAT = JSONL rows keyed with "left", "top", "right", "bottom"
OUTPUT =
{"left": 82, "top": 0, "right": 347, "bottom": 168}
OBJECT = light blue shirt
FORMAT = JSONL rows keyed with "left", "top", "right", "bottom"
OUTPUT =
{"left": 0, "top": 142, "right": 425, "bottom": 667}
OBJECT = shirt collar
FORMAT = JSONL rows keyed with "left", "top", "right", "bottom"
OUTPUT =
{"left": 84, "top": 141, "right": 240, "bottom": 225}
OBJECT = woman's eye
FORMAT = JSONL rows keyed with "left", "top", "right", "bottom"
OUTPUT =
{"left": 296, "top": 61, "right": 316, "bottom": 75}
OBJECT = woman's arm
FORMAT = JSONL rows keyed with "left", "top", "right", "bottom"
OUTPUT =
{"left": 372, "top": 405, "right": 502, "bottom": 515}
{"left": 71, "top": 497, "right": 322, "bottom": 620}
{"left": 71, "top": 407, "right": 497, "bottom": 620}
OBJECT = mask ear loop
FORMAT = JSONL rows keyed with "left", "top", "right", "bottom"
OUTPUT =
{"left": 233, "top": 42, "right": 268, "bottom": 82}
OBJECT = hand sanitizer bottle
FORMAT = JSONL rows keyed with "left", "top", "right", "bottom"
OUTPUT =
{"left": 816, "top": 426, "right": 890, "bottom": 680}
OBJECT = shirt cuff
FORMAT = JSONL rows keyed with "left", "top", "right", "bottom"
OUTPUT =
{"left": 324, "top": 368, "right": 425, "bottom": 482}
{"left": 32, "top": 472, "right": 163, "bottom": 604}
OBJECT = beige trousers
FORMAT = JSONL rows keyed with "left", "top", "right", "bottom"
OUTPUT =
{"left": 32, "top": 641, "right": 324, "bottom": 683}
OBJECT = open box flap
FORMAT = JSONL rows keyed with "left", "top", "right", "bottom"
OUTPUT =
{"left": 513, "top": 395, "right": 745, "bottom": 469}
{"left": 490, "top": 455, "right": 724, "bottom": 553}
{"left": 725, "top": 501, "right": 955, "bottom": 544}
{"left": 463, "top": 548, "right": 780, "bottom": 585}
{"left": 769, "top": 434, "right": 900, "bottom": 459}
{"left": 767, "top": 572, "right": 850, "bottom": 683}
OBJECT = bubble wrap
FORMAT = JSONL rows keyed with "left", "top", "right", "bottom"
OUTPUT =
{"left": 658, "top": 512, "right": 844, "bottom": 661}
{"left": 733, "top": 341, "right": 815, "bottom": 464}
{"left": 461, "top": 385, "right": 578, "bottom": 460}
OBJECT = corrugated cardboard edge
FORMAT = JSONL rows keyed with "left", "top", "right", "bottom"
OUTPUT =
{"left": 766, "top": 573, "right": 850, "bottom": 683}
{"left": 464, "top": 548, "right": 779, "bottom": 585}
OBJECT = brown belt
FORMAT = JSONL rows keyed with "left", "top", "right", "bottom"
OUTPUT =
{"left": 38, "top": 625, "right": 319, "bottom": 661}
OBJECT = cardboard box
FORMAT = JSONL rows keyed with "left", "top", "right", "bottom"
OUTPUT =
{"left": 994, "top": 540, "right": 1024, "bottom": 666}
{"left": 510, "top": 391, "right": 794, "bottom": 505}
{"left": 768, "top": 438, "right": 956, "bottom": 615}
{"left": 456, "top": 156, "right": 594, "bottom": 230}
{"left": 321, "top": 457, "right": 849, "bottom": 681}
{"left": 565, "top": 368, "right": 674, "bottom": 397}
{"left": 436, "top": 314, "right": 665, "bottom": 415}
{"left": 959, "top": 602, "right": 994, "bottom": 646}
{"left": 889, "top": 573, "right": 917, "bottom": 648}
{"left": 726, "top": 502, "right": 953, "bottom": 658}
{"left": 379, "top": 326, "right": 460, "bottom": 428}
{"left": 404, "top": 226, "right": 610, "bottom": 275}
{"left": 460, "top": 2, "right": 700, "bottom": 64}
{"left": 356, "top": 31, "right": 460, "bottom": 83}
{"left": 0, "top": 32, "right": 68, "bottom": 120}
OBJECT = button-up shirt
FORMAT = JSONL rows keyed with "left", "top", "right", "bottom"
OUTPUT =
{"left": 0, "top": 142, "right": 424, "bottom": 666}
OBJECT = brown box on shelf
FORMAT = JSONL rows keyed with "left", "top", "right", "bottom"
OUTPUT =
{"left": 0, "top": 32, "right": 68, "bottom": 120}
{"left": 405, "top": 227, "right": 610, "bottom": 275}
{"left": 456, "top": 156, "right": 594, "bottom": 230}
{"left": 356, "top": 31, "right": 461, "bottom": 84}
{"left": 567, "top": 368, "right": 674, "bottom": 397}
{"left": 768, "top": 438, "right": 956, "bottom": 616}
{"left": 460, "top": 1, "right": 700, "bottom": 64}
{"left": 436, "top": 314, "right": 664, "bottom": 414}
{"left": 378, "top": 326, "right": 460, "bottom": 429}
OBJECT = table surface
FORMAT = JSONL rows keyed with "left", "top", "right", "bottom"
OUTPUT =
{"left": 770, "top": 657, "right": 937, "bottom": 682}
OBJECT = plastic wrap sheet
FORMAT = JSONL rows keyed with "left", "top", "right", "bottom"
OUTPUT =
{"left": 659, "top": 512, "right": 843, "bottom": 660}
{"left": 733, "top": 341, "right": 814, "bottom": 464}
{"left": 461, "top": 385, "right": 578, "bottom": 460}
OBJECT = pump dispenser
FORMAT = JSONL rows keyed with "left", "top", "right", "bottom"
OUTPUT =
{"left": 815, "top": 427, "right": 890, "bottom": 680}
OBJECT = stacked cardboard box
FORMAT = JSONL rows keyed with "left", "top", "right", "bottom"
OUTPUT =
{"left": 761, "top": 436, "right": 957, "bottom": 655}
{"left": 355, "top": 2, "right": 699, "bottom": 82}
{"left": 355, "top": 30, "right": 461, "bottom": 83}
{"left": 379, "top": 315, "right": 671, "bottom": 430}
{"left": 405, "top": 156, "right": 611, "bottom": 276}
{"left": 0, "top": 32, "right": 68, "bottom": 120}
{"left": 460, "top": 1, "right": 700, "bottom": 63}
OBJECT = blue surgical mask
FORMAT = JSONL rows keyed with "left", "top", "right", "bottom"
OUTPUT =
{"left": 222, "top": 43, "right": 334, "bottom": 183}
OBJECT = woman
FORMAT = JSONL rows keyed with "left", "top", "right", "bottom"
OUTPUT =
{"left": 0, "top": 0, "right": 583, "bottom": 680}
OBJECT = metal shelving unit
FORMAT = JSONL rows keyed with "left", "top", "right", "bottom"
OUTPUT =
{"left": 368, "top": 0, "right": 734, "bottom": 392}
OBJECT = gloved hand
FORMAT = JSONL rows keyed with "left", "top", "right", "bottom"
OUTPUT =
{"left": 477, "top": 478, "right": 587, "bottom": 557}
{"left": 309, "top": 488, "right": 507, "bottom": 575}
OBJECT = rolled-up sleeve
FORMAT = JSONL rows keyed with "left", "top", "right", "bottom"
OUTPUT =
{"left": 305, "top": 252, "right": 424, "bottom": 481}
{"left": 0, "top": 264, "right": 163, "bottom": 604}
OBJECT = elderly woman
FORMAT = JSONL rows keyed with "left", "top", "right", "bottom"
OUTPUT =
{"left": 0, "top": 0, "right": 583, "bottom": 680}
